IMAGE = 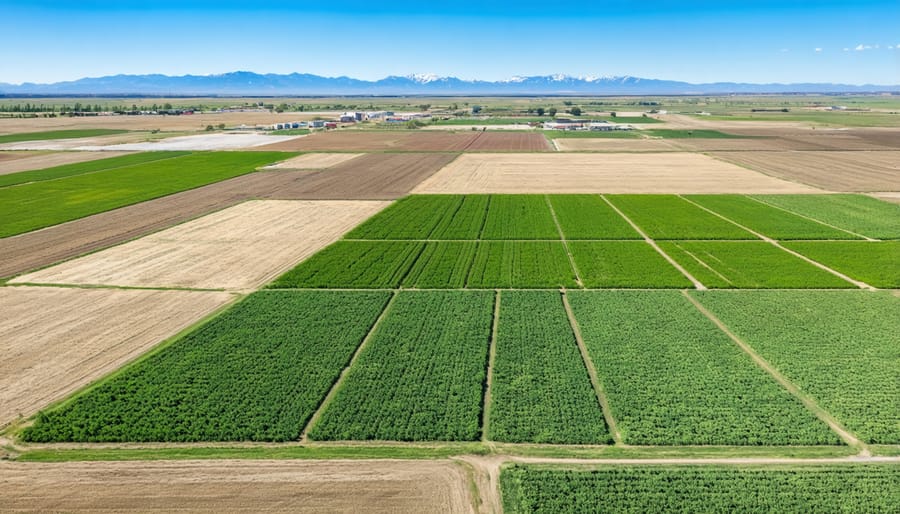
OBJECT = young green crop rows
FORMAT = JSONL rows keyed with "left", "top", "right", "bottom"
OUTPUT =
{"left": 309, "top": 290, "right": 493, "bottom": 441}
{"left": 784, "top": 241, "right": 900, "bottom": 288}
{"left": 568, "top": 291, "right": 838, "bottom": 445}
{"left": 692, "top": 290, "right": 900, "bottom": 444}
{"left": 501, "top": 465, "right": 900, "bottom": 514}
{"left": 753, "top": 194, "right": 900, "bottom": 239}
{"left": 23, "top": 291, "right": 391, "bottom": 442}
{"left": 0, "top": 128, "right": 128, "bottom": 144}
{"left": 606, "top": 194, "right": 756, "bottom": 239}
{"left": 489, "top": 291, "right": 610, "bottom": 444}
{"left": 0, "top": 151, "right": 294, "bottom": 238}
{"left": 0, "top": 151, "right": 191, "bottom": 188}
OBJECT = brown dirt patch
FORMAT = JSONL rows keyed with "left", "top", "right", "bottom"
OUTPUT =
{"left": 0, "top": 459, "right": 474, "bottom": 513}
{"left": 0, "top": 151, "right": 131, "bottom": 176}
{"left": 664, "top": 138, "right": 823, "bottom": 152}
{"left": 711, "top": 151, "right": 900, "bottom": 191}
{"left": 12, "top": 200, "right": 388, "bottom": 291}
{"left": 464, "top": 131, "right": 552, "bottom": 151}
{"left": 263, "top": 152, "right": 364, "bottom": 169}
{"left": 256, "top": 130, "right": 550, "bottom": 152}
{"left": 263, "top": 152, "right": 459, "bottom": 200}
{"left": 413, "top": 153, "right": 822, "bottom": 194}
{"left": 0, "top": 170, "right": 320, "bottom": 279}
{"left": 554, "top": 138, "right": 681, "bottom": 152}
{"left": 0, "top": 286, "right": 233, "bottom": 427}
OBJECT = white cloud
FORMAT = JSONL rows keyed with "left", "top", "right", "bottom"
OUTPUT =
{"left": 854, "top": 44, "right": 873, "bottom": 51}
{"left": 814, "top": 48, "right": 823, "bottom": 53}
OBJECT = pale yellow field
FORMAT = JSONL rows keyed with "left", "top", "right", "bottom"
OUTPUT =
{"left": 262, "top": 152, "right": 363, "bottom": 169}
{"left": 0, "top": 459, "right": 474, "bottom": 513}
{"left": 413, "top": 153, "right": 824, "bottom": 194}
{"left": 553, "top": 138, "right": 681, "bottom": 152}
{"left": 12, "top": 200, "right": 389, "bottom": 291}
{"left": 0, "top": 151, "right": 131, "bottom": 176}
{"left": 0, "top": 286, "right": 233, "bottom": 427}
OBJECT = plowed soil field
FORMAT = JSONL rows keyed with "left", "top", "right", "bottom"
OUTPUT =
{"left": 0, "top": 286, "right": 233, "bottom": 427}
{"left": 257, "top": 130, "right": 550, "bottom": 152}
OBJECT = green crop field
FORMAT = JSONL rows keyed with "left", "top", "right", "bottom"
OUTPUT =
{"left": 783, "top": 241, "right": 900, "bottom": 288}
{"left": 481, "top": 195, "right": 560, "bottom": 239}
{"left": 489, "top": 291, "right": 610, "bottom": 444}
{"left": 658, "top": 241, "right": 855, "bottom": 288}
{"left": 567, "top": 291, "right": 838, "bottom": 445}
{"left": 402, "top": 242, "right": 478, "bottom": 288}
{"left": 345, "top": 195, "right": 490, "bottom": 240}
{"left": 22, "top": 291, "right": 391, "bottom": 442}
{"left": 0, "top": 129, "right": 128, "bottom": 144}
{"left": 548, "top": 195, "right": 640, "bottom": 239}
{"left": 752, "top": 194, "right": 900, "bottom": 240}
{"left": 686, "top": 195, "right": 861, "bottom": 240}
{"left": 269, "top": 241, "right": 423, "bottom": 288}
{"left": 429, "top": 195, "right": 491, "bottom": 239}
{"left": 501, "top": 465, "right": 900, "bottom": 514}
{"left": 607, "top": 195, "right": 756, "bottom": 239}
{"left": 0, "top": 151, "right": 293, "bottom": 238}
{"left": 309, "top": 291, "right": 493, "bottom": 441}
{"left": 466, "top": 242, "right": 577, "bottom": 288}
{"left": 0, "top": 151, "right": 190, "bottom": 188}
{"left": 569, "top": 242, "right": 691, "bottom": 288}
{"left": 693, "top": 290, "right": 900, "bottom": 444}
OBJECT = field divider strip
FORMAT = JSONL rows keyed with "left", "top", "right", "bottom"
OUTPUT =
{"left": 743, "top": 195, "right": 877, "bottom": 241}
{"left": 545, "top": 195, "right": 584, "bottom": 288}
{"left": 299, "top": 290, "right": 399, "bottom": 442}
{"left": 600, "top": 195, "right": 707, "bottom": 290}
{"left": 481, "top": 290, "right": 501, "bottom": 442}
{"left": 678, "top": 195, "right": 875, "bottom": 290}
{"left": 561, "top": 290, "right": 623, "bottom": 445}
{"left": 681, "top": 290, "right": 870, "bottom": 456}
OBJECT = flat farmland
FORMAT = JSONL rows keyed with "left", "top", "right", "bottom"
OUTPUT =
{"left": 412, "top": 153, "right": 822, "bottom": 194}
{"left": 0, "top": 169, "right": 321, "bottom": 279}
{"left": 0, "top": 151, "right": 190, "bottom": 188}
{"left": 1, "top": 460, "right": 474, "bottom": 514}
{"left": 783, "top": 241, "right": 900, "bottom": 289}
{"left": 711, "top": 151, "right": 900, "bottom": 191}
{"left": 0, "top": 286, "right": 233, "bottom": 428}
{"left": 0, "top": 150, "right": 131, "bottom": 176}
{"left": 256, "top": 130, "right": 549, "bottom": 152}
{"left": 553, "top": 138, "right": 680, "bottom": 152}
{"left": 261, "top": 152, "right": 363, "bottom": 169}
{"left": 13, "top": 200, "right": 388, "bottom": 290}
{"left": 569, "top": 242, "right": 692, "bottom": 288}
{"left": 752, "top": 194, "right": 900, "bottom": 239}
{"left": 607, "top": 195, "right": 756, "bottom": 239}
{"left": 262, "top": 153, "right": 458, "bottom": 200}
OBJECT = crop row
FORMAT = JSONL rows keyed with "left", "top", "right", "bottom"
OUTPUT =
{"left": 501, "top": 465, "right": 900, "bottom": 513}
{"left": 752, "top": 194, "right": 900, "bottom": 239}
{"left": 0, "top": 151, "right": 191, "bottom": 188}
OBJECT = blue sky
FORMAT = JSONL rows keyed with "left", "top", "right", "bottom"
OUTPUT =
{"left": 2, "top": 1, "right": 898, "bottom": 85}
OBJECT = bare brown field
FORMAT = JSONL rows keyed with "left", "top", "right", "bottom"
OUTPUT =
{"left": 12, "top": 200, "right": 389, "bottom": 290}
{"left": 711, "top": 151, "right": 900, "bottom": 191}
{"left": 0, "top": 459, "right": 473, "bottom": 513}
{"left": 464, "top": 131, "right": 552, "bottom": 151}
{"left": 262, "top": 152, "right": 363, "bottom": 169}
{"left": 664, "top": 138, "right": 825, "bottom": 152}
{"left": 554, "top": 138, "right": 682, "bottom": 152}
{"left": 263, "top": 152, "right": 459, "bottom": 200}
{"left": 0, "top": 286, "right": 233, "bottom": 427}
{"left": 0, "top": 170, "right": 322, "bottom": 279}
{"left": 848, "top": 128, "right": 900, "bottom": 149}
{"left": 413, "top": 153, "right": 823, "bottom": 194}
{"left": 0, "top": 151, "right": 131, "bottom": 176}
{"left": 256, "top": 130, "right": 550, "bottom": 152}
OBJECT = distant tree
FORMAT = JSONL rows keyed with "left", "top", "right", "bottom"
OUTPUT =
{"left": 472, "top": 105, "right": 482, "bottom": 114}
{"left": 569, "top": 106, "right": 582, "bottom": 116}
{"left": 217, "top": 123, "right": 225, "bottom": 130}
{"left": 536, "top": 107, "right": 545, "bottom": 116}
{"left": 610, "top": 111, "right": 617, "bottom": 117}
{"left": 205, "top": 125, "right": 215, "bottom": 131}
{"left": 548, "top": 107, "right": 557, "bottom": 117}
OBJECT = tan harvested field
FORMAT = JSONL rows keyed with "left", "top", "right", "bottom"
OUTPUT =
{"left": 553, "top": 138, "right": 682, "bottom": 152}
{"left": 413, "top": 153, "right": 823, "bottom": 194}
{"left": 663, "top": 138, "right": 825, "bottom": 152}
{"left": 870, "top": 192, "right": 900, "bottom": 204}
{"left": 0, "top": 170, "right": 322, "bottom": 278}
{"left": 263, "top": 152, "right": 459, "bottom": 200}
{"left": 13, "top": 200, "right": 389, "bottom": 290}
{"left": 711, "top": 150, "right": 900, "bottom": 191}
{"left": 0, "top": 459, "right": 474, "bottom": 513}
{"left": 262, "top": 152, "right": 363, "bottom": 169}
{"left": 0, "top": 286, "right": 233, "bottom": 427}
{"left": 257, "top": 130, "right": 550, "bottom": 152}
{"left": 0, "top": 132, "right": 165, "bottom": 151}
{"left": 0, "top": 150, "right": 131, "bottom": 176}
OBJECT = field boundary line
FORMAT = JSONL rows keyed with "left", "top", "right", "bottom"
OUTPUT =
{"left": 476, "top": 196, "right": 492, "bottom": 240}
{"left": 744, "top": 195, "right": 877, "bottom": 241}
{"left": 600, "top": 195, "right": 706, "bottom": 290}
{"left": 299, "top": 290, "right": 399, "bottom": 442}
{"left": 562, "top": 291, "right": 622, "bottom": 445}
{"left": 545, "top": 195, "right": 584, "bottom": 288}
{"left": 681, "top": 290, "right": 870, "bottom": 456}
{"left": 481, "top": 290, "right": 501, "bottom": 442}
{"left": 678, "top": 195, "right": 875, "bottom": 290}
{"left": 666, "top": 242, "right": 736, "bottom": 287}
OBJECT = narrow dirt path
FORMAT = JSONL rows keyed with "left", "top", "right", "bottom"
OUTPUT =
{"left": 481, "top": 290, "right": 500, "bottom": 442}
{"left": 546, "top": 195, "right": 584, "bottom": 287}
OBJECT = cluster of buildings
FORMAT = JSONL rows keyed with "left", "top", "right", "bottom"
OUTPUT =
{"left": 542, "top": 119, "right": 635, "bottom": 131}
{"left": 267, "top": 110, "right": 432, "bottom": 131}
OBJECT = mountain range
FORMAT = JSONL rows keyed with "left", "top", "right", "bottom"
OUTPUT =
{"left": 1, "top": 72, "right": 897, "bottom": 96}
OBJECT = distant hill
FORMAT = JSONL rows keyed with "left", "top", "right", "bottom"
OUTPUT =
{"left": 0, "top": 72, "right": 897, "bottom": 96}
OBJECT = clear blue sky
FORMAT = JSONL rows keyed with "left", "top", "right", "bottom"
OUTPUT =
{"left": 3, "top": 1, "right": 898, "bottom": 85}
